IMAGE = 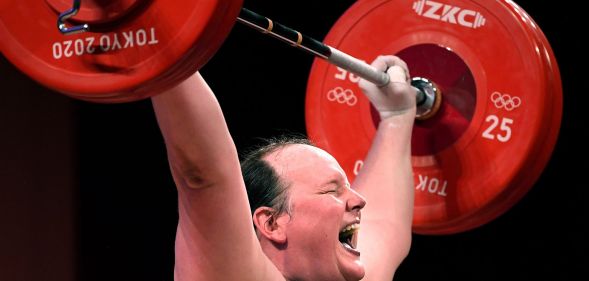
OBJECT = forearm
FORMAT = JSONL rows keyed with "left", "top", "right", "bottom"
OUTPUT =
{"left": 152, "top": 72, "right": 239, "bottom": 188}
{"left": 355, "top": 111, "right": 414, "bottom": 226}
{"left": 354, "top": 111, "right": 415, "bottom": 278}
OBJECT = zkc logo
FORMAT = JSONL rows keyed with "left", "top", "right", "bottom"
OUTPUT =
{"left": 412, "top": 0, "right": 486, "bottom": 29}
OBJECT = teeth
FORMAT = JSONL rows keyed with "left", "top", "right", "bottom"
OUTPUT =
{"left": 340, "top": 223, "right": 360, "bottom": 233}
{"left": 342, "top": 243, "right": 354, "bottom": 251}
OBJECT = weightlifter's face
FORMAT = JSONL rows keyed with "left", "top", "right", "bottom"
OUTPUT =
{"left": 264, "top": 144, "right": 367, "bottom": 281}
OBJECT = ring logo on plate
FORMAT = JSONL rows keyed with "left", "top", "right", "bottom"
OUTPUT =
{"left": 412, "top": 0, "right": 486, "bottom": 29}
{"left": 491, "top": 92, "right": 521, "bottom": 111}
{"left": 327, "top": 87, "right": 358, "bottom": 106}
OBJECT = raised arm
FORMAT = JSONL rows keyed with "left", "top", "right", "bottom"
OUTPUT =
{"left": 151, "top": 73, "right": 282, "bottom": 281}
{"left": 353, "top": 56, "right": 416, "bottom": 281}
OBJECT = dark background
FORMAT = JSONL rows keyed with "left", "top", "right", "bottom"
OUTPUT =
{"left": 1, "top": 0, "right": 587, "bottom": 280}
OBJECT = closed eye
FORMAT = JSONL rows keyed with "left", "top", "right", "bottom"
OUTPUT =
{"left": 318, "top": 179, "right": 346, "bottom": 195}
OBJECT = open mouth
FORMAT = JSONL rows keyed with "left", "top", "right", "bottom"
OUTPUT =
{"left": 339, "top": 223, "right": 360, "bottom": 254}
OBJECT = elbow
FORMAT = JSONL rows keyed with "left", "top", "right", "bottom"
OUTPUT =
{"left": 398, "top": 227, "right": 413, "bottom": 260}
{"left": 395, "top": 216, "right": 413, "bottom": 260}
{"left": 165, "top": 155, "right": 212, "bottom": 190}
{"left": 175, "top": 166, "right": 216, "bottom": 190}
{"left": 387, "top": 220, "right": 413, "bottom": 262}
{"left": 167, "top": 147, "right": 240, "bottom": 191}
{"left": 165, "top": 149, "right": 218, "bottom": 190}
{"left": 170, "top": 159, "right": 234, "bottom": 190}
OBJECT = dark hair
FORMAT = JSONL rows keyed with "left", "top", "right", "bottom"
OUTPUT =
{"left": 241, "top": 136, "right": 312, "bottom": 220}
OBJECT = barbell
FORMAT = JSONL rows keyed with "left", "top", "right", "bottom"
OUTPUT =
{"left": 0, "top": 0, "right": 562, "bottom": 234}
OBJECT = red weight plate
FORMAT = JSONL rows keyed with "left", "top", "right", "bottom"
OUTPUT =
{"left": 0, "top": 0, "right": 243, "bottom": 102}
{"left": 442, "top": 1, "right": 563, "bottom": 233}
{"left": 306, "top": 0, "right": 562, "bottom": 234}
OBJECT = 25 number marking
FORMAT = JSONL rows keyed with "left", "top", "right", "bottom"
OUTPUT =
{"left": 482, "top": 115, "right": 513, "bottom": 142}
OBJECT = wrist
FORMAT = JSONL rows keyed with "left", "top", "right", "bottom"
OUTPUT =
{"left": 378, "top": 111, "right": 415, "bottom": 133}
{"left": 379, "top": 107, "right": 416, "bottom": 121}
{"left": 375, "top": 110, "right": 415, "bottom": 155}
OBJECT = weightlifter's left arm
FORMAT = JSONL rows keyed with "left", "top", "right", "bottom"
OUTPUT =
{"left": 151, "top": 73, "right": 283, "bottom": 281}
{"left": 353, "top": 56, "right": 416, "bottom": 281}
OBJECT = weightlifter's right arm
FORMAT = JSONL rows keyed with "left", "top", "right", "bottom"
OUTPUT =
{"left": 152, "top": 72, "right": 283, "bottom": 281}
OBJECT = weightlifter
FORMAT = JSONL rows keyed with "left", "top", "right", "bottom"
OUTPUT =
{"left": 151, "top": 55, "right": 416, "bottom": 281}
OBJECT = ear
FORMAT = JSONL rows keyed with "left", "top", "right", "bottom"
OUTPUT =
{"left": 252, "top": 207, "right": 288, "bottom": 244}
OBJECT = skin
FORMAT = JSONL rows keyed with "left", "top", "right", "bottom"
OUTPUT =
{"left": 152, "top": 55, "right": 415, "bottom": 281}
{"left": 258, "top": 144, "right": 367, "bottom": 281}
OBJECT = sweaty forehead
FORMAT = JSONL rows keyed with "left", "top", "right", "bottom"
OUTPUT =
{"left": 263, "top": 144, "right": 345, "bottom": 180}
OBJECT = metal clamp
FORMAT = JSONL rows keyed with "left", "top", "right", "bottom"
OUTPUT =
{"left": 57, "top": 0, "right": 89, "bottom": 35}
{"left": 412, "top": 77, "right": 442, "bottom": 120}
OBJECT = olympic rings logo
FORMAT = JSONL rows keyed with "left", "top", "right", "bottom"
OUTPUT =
{"left": 327, "top": 87, "right": 357, "bottom": 106}
{"left": 490, "top": 92, "right": 521, "bottom": 111}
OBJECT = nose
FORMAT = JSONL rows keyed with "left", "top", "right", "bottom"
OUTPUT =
{"left": 346, "top": 186, "right": 367, "bottom": 212}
